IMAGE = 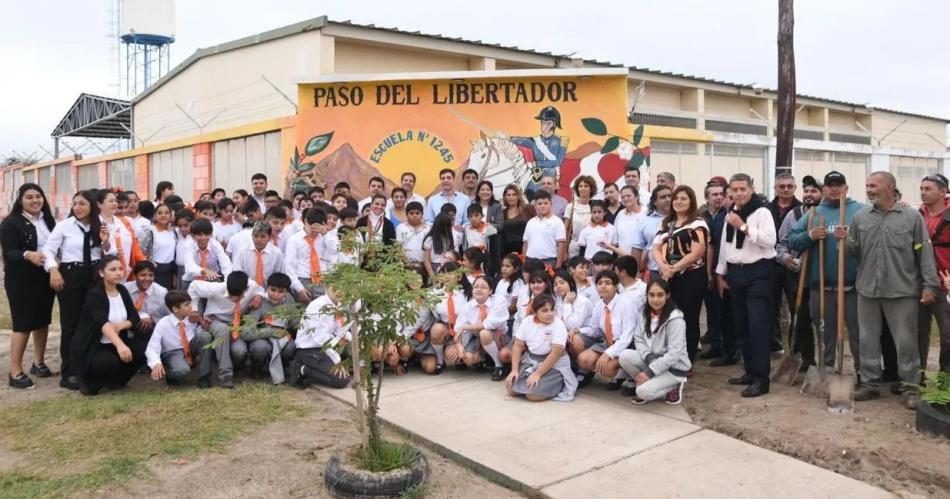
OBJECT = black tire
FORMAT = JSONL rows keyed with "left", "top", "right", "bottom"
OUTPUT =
{"left": 916, "top": 400, "right": 950, "bottom": 439}
{"left": 324, "top": 450, "right": 429, "bottom": 498}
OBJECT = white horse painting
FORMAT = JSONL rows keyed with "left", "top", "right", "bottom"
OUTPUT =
{"left": 465, "top": 132, "right": 535, "bottom": 198}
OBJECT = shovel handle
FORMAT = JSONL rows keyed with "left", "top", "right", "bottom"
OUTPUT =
{"left": 836, "top": 196, "right": 847, "bottom": 374}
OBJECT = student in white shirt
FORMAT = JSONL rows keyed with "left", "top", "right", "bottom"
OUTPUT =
{"left": 285, "top": 208, "right": 335, "bottom": 302}
{"left": 512, "top": 269, "right": 553, "bottom": 337}
{"left": 122, "top": 261, "right": 170, "bottom": 334}
{"left": 462, "top": 204, "right": 498, "bottom": 254}
{"left": 373, "top": 274, "right": 425, "bottom": 376}
{"left": 494, "top": 253, "right": 525, "bottom": 323}
{"left": 522, "top": 191, "right": 566, "bottom": 268}
{"left": 145, "top": 290, "right": 214, "bottom": 388}
{"left": 187, "top": 271, "right": 265, "bottom": 388}
{"left": 552, "top": 269, "right": 592, "bottom": 333}
{"left": 506, "top": 294, "right": 577, "bottom": 402}
{"left": 174, "top": 209, "right": 196, "bottom": 287}
{"left": 422, "top": 214, "right": 462, "bottom": 278}
{"left": 241, "top": 273, "right": 299, "bottom": 384}
{"left": 616, "top": 255, "right": 648, "bottom": 316}
{"left": 574, "top": 270, "right": 638, "bottom": 389}
{"left": 567, "top": 256, "right": 598, "bottom": 304}
{"left": 212, "top": 198, "right": 242, "bottom": 250}
{"left": 181, "top": 218, "right": 232, "bottom": 290}
{"left": 426, "top": 263, "right": 471, "bottom": 373}
{"left": 98, "top": 189, "right": 139, "bottom": 281}
{"left": 451, "top": 275, "right": 510, "bottom": 380}
{"left": 232, "top": 222, "right": 305, "bottom": 299}
{"left": 577, "top": 200, "right": 618, "bottom": 260}
{"left": 133, "top": 201, "right": 154, "bottom": 239}
{"left": 606, "top": 185, "right": 644, "bottom": 256}
{"left": 396, "top": 202, "right": 429, "bottom": 273}
{"left": 263, "top": 206, "right": 291, "bottom": 253}
{"left": 461, "top": 247, "right": 486, "bottom": 285}
{"left": 140, "top": 204, "right": 178, "bottom": 290}
{"left": 619, "top": 279, "right": 691, "bottom": 405}
{"left": 291, "top": 286, "right": 351, "bottom": 389}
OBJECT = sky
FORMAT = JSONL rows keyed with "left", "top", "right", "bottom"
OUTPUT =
{"left": 1, "top": 0, "right": 948, "bottom": 159}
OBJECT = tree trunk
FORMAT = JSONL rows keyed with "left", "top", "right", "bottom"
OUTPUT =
{"left": 776, "top": 0, "right": 796, "bottom": 175}
{"left": 349, "top": 307, "right": 370, "bottom": 450}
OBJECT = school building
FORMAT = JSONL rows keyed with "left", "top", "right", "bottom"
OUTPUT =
{"left": 3, "top": 15, "right": 947, "bottom": 217}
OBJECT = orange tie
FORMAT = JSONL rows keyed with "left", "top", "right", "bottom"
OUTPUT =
{"left": 413, "top": 328, "right": 426, "bottom": 343}
{"left": 231, "top": 306, "right": 241, "bottom": 341}
{"left": 197, "top": 249, "right": 209, "bottom": 280}
{"left": 336, "top": 315, "right": 348, "bottom": 347}
{"left": 526, "top": 301, "right": 534, "bottom": 316}
{"left": 178, "top": 321, "right": 193, "bottom": 367}
{"left": 305, "top": 235, "right": 322, "bottom": 284}
{"left": 134, "top": 290, "right": 146, "bottom": 312}
{"left": 255, "top": 250, "right": 265, "bottom": 285}
{"left": 478, "top": 303, "right": 488, "bottom": 322}
{"left": 114, "top": 229, "right": 126, "bottom": 272}
{"left": 447, "top": 293, "right": 457, "bottom": 337}
{"left": 604, "top": 306, "right": 615, "bottom": 346}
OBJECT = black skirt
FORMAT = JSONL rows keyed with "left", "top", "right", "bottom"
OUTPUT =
{"left": 4, "top": 263, "right": 55, "bottom": 331}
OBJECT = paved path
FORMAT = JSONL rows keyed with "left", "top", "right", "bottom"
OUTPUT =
{"left": 316, "top": 371, "right": 892, "bottom": 498}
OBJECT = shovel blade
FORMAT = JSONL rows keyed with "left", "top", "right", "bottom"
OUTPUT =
{"left": 800, "top": 365, "right": 828, "bottom": 397}
{"left": 770, "top": 355, "right": 804, "bottom": 385}
{"left": 827, "top": 374, "right": 856, "bottom": 414}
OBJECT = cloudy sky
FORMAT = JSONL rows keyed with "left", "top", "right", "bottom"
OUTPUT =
{"left": 2, "top": 0, "right": 948, "bottom": 158}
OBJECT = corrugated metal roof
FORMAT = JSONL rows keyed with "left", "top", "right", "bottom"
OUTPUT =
{"left": 131, "top": 15, "right": 949, "bottom": 123}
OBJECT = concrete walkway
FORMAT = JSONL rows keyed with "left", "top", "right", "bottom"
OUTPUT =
{"left": 316, "top": 371, "right": 891, "bottom": 498}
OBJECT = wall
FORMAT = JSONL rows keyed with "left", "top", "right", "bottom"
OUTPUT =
{"left": 334, "top": 41, "right": 471, "bottom": 74}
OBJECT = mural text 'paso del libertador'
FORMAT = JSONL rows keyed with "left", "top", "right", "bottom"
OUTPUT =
{"left": 312, "top": 81, "right": 579, "bottom": 108}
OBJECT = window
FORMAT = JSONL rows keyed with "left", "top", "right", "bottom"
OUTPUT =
{"left": 108, "top": 158, "right": 136, "bottom": 191}
{"left": 77, "top": 165, "right": 98, "bottom": 190}
{"left": 55, "top": 163, "right": 71, "bottom": 195}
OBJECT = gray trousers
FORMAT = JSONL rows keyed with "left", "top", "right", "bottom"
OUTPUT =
{"left": 618, "top": 350, "right": 683, "bottom": 402}
{"left": 808, "top": 289, "right": 860, "bottom": 372}
{"left": 918, "top": 291, "right": 950, "bottom": 372}
{"left": 208, "top": 321, "right": 245, "bottom": 380}
{"left": 161, "top": 331, "right": 214, "bottom": 381}
{"left": 858, "top": 295, "right": 920, "bottom": 386}
{"left": 298, "top": 278, "right": 325, "bottom": 303}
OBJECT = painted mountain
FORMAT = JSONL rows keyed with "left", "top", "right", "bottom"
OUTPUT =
{"left": 302, "top": 143, "right": 396, "bottom": 200}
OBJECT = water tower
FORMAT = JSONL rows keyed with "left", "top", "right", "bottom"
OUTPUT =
{"left": 120, "top": 0, "right": 175, "bottom": 97}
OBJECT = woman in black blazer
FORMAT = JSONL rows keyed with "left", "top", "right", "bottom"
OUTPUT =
{"left": 1, "top": 183, "right": 57, "bottom": 389}
{"left": 71, "top": 255, "right": 146, "bottom": 395}
{"left": 356, "top": 194, "right": 397, "bottom": 246}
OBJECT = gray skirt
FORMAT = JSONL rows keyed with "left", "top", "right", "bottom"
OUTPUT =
{"left": 442, "top": 323, "right": 482, "bottom": 353}
{"left": 581, "top": 334, "right": 608, "bottom": 353}
{"left": 409, "top": 330, "right": 435, "bottom": 356}
{"left": 511, "top": 353, "right": 565, "bottom": 399}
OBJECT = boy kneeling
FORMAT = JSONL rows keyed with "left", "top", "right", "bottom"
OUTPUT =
{"left": 145, "top": 290, "right": 214, "bottom": 388}
{"left": 291, "top": 285, "right": 351, "bottom": 389}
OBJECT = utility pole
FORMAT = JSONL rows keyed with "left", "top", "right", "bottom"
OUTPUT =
{"left": 776, "top": 0, "right": 796, "bottom": 176}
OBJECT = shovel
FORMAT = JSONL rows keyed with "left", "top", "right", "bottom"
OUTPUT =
{"left": 801, "top": 215, "right": 828, "bottom": 396}
{"left": 828, "top": 195, "right": 855, "bottom": 414}
{"left": 771, "top": 208, "right": 815, "bottom": 385}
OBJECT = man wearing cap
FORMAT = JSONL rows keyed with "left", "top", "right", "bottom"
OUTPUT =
{"left": 846, "top": 171, "right": 939, "bottom": 409}
{"left": 789, "top": 171, "right": 865, "bottom": 376}
{"left": 511, "top": 106, "right": 566, "bottom": 194}
{"left": 918, "top": 173, "right": 950, "bottom": 374}
{"left": 775, "top": 175, "right": 822, "bottom": 368}
{"left": 768, "top": 173, "right": 803, "bottom": 354}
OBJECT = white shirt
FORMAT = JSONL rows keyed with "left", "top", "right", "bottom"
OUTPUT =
{"left": 715, "top": 206, "right": 777, "bottom": 275}
{"left": 619, "top": 279, "right": 648, "bottom": 316}
{"left": 42, "top": 217, "right": 103, "bottom": 270}
{"left": 187, "top": 279, "right": 265, "bottom": 324}
{"left": 227, "top": 228, "right": 252, "bottom": 258}
{"left": 182, "top": 239, "right": 233, "bottom": 282}
{"left": 580, "top": 293, "right": 638, "bottom": 358}
{"left": 515, "top": 316, "right": 568, "bottom": 356}
{"left": 233, "top": 244, "right": 301, "bottom": 292}
{"left": 522, "top": 215, "right": 567, "bottom": 260}
{"left": 614, "top": 208, "right": 644, "bottom": 254}
{"left": 296, "top": 294, "right": 351, "bottom": 350}
{"left": 212, "top": 220, "right": 242, "bottom": 248}
{"left": 285, "top": 231, "right": 336, "bottom": 290}
{"left": 555, "top": 292, "right": 593, "bottom": 331}
{"left": 103, "top": 292, "right": 128, "bottom": 344}
{"left": 578, "top": 281, "right": 599, "bottom": 304}
{"left": 253, "top": 195, "right": 266, "bottom": 213}
{"left": 145, "top": 315, "right": 199, "bottom": 368}
{"left": 463, "top": 223, "right": 497, "bottom": 251}
{"left": 431, "top": 289, "right": 468, "bottom": 324}
{"left": 423, "top": 230, "right": 463, "bottom": 265}
{"left": 564, "top": 202, "right": 592, "bottom": 254}
{"left": 577, "top": 222, "right": 619, "bottom": 260}
{"left": 23, "top": 212, "right": 51, "bottom": 250}
{"left": 175, "top": 234, "right": 194, "bottom": 269}
{"left": 133, "top": 216, "right": 151, "bottom": 238}
{"left": 493, "top": 278, "right": 525, "bottom": 309}
{"left": 396, "top": 222, "right": 430, "bottom": 263}
{"left": 149, "top": 227, "right": 177, "bottom": 264}
{"left": 122, "top": 281, "right": 169, "bottom": 320}
{"left": 457, "top": 295, "right": 509, "bottom": 332}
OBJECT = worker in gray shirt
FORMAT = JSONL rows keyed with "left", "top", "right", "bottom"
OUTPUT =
{"left": 846, "top": 171, "right": 939, "bottom": 409}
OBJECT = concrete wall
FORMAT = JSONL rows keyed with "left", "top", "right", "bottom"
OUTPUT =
{"left": 334, "top": 41, "right": 471, "bottom": 74}
{"left": 872, "top": 111, "right": 948, "bottom": 150}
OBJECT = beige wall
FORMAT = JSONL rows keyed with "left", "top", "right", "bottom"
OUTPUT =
{"left": 872, "top": 111, "right": 948, "bottom": 150}
{"left": 635, "top": 83, "right": 684, "bottom": 112}
{"left": 334, "top": 41, "right": 471, "bottom": 73}
{"left": 703, "top": 92, "right": 755, "bottom": 121}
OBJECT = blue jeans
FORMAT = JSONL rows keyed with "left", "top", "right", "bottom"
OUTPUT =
{"left": 725, "top": 259, "right": 774, "bottom": 381}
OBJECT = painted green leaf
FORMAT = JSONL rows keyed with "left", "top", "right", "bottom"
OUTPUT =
{"left": 632, "top": 124, "right": 645, "bottom": 147}
{"left": 292, "top": 147, "right": 300, "bottom": 167}
{"left": 631, "top": 150, "right": 645, "bottom": 169}
{"left": 581, "top": 118, "right": 608, "bottom": 136}
{"left": 601, "top": 136, "right": 620, "bottom": 154}
{"left": 305, "top": 132, "right": 334, "bottom": 156}
{"left": 645, "top": 155, "right": 651, "bottom": 167}
{"left": 297, "top": 162, "right": 317, "bottom": 172}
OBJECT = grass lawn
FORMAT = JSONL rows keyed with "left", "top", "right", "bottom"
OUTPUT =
{"left": 0, "top": 384, "right": 306, "bottom": 498}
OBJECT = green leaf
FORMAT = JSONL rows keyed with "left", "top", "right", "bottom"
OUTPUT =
{"left": 632, "top": 124, "right": 645, "bottom": 147}
{"left": 631, "top": 150, "right": 645, "bottom": 169}
{"left": 297, "top": 162, "right": 317, "bottom": 172}
{"left": 581, "top": 118, "right": 608, "bottom": 136}
{"left": 305, "top": 132, "right": 334, "bottom": 156}
{"left": 645, "top": 154, "right": 651, "bottom": 167}
{"left": 292, "top": 147, "right": 300, "bottom": 168}
{"left": 601, "top": 136, "right": 620, "bottom": 154}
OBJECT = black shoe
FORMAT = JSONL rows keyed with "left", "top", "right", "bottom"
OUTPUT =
{"left": 710, "top": 353, "right": 740, "bottom": 367}
{"left": 29, "top": 363, "right": 52, "bottom": 378}
{"left": 699, "top": 348, "right": 724, "bottom": 360}
{"left": 741, "top": 380, "right": 769, "bottom": 398}
{"left": 430, "top": 363, "right": 444, "bottom": 375}
{"left": 728, "top": 374, "right": 755, "bottom": 385}
{"left": 621, "top": 382, "right": 638, "bottom": 397}
{"left": 79, "top": 382, "right": 100, "bottom": 396}
{"left": 198, "top": 377, "right": 212, "bottom": 389}
{"left": 219, "top": 377, "right": 235, "bottom": 389}
{"left": 165, "top": 377, "right": 181, "bottom": 386}
{"left": 491, "top": 366, "right": 506, "bottom": 381}
{"left": 59, "top": 376, "right": 80, "bottom": 391}
{"left": 475, "top": 361, "right": 491, "bottom": 373}
{"left": 700, "top": 333, "right": 712, "bottom": 345}
{"left": 605, "top": 379, "right": 624, "bottom": 391}
{"left": 576, "top": 372, "right": 593, "bottom": 388}
{"left": 8, "top": 373, "right": 34, "bottom": 390}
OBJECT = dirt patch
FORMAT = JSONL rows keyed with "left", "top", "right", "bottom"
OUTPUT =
{"left": 107, "top": 390, "right": 520, "bottom": 498}
{"left": 685, "top": 348, "right": 950, "bottom": 498}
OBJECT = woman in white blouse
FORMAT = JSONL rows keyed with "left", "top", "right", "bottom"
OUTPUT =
{"left": 97, "top": 189, "right": 137, "bottom": 281}
{"left": 564, "top": 175, "right": 595, "bottom": 258}
{"left": 139, "top": 203, "right": 178, "bottom": 289}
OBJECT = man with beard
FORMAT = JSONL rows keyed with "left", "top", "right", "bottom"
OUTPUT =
{"left": 775, "top": 175, "right": 822, "bottom": 368}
